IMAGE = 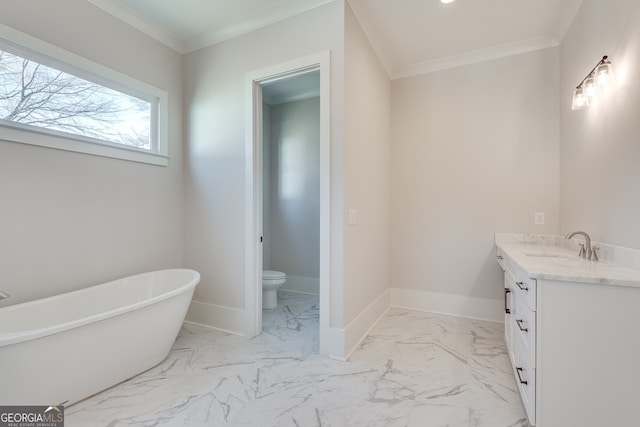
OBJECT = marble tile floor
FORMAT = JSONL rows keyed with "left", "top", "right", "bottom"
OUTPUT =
{"left": 67, "top": 290, "right": 528, "bottom": 426}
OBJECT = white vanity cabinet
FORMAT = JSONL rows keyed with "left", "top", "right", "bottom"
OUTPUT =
{"left": 498, "top": 246, "right": 640, "bottom": 427}
{"left": 502, "top": 256, "right": 537, "bottom": 425}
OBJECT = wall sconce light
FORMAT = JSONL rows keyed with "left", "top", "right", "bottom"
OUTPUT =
{"left": 572, "top": 55, "right": 613, "bottom": 110}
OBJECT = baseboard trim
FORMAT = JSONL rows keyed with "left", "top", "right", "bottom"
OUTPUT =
{"left": 280, "top": 275, "right": 319, "bottom": 295}
{"left": 185, "top": 300, "right": 246, "bottom": 336}
{"left": 279, "top": 289, "right": 318, "bottom": 296}
{"left": 326, "top": 289, "right": 391, "bottom": 361}
{"left": 185, "top": 288, "right": 502, "bottom": 361}
{"left": 326, "top": 326, "right": 347, "bottom": 361}
{"left": 390, "top": 288, "right": 503, "bottom": 323}
{"left": 182, "top": 320, "right": 245, "bottom": 336}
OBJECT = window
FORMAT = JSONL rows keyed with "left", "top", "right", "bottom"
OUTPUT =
{"left": 0, "top": 24, "right": 168, "bottom": 166}
{"left": 0, "top": 49, "right": 153, "bottom": 150}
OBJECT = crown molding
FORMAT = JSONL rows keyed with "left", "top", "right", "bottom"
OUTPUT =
{"left": 392, "top": 35, "right": 559, "bottom": 80}
{"left": 88, "top": 0, "right": 578, "bottom": 77}
{"left": 88, "top": 0, "right": 336, "bottom": 55}
{"left": 87, "top": 0, "right": 186, "bottom": 53}
{"left": 184, "top": 0, "right": 335, "bottom": 53}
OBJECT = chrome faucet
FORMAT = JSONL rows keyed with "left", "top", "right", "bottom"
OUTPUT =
{"left": 0, "top": 291, "right": 8, "bottom": 300}
{"left": 564, "top": 231, "right": 595, "bottom": 260}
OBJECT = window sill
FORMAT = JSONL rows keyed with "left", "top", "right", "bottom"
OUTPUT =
{"left": 0, "top": 122, "right": 168, "bottom": 166}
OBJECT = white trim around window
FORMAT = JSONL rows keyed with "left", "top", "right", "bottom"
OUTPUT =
{"left": 0, "top": 23, "right": 169, "bottom": 166}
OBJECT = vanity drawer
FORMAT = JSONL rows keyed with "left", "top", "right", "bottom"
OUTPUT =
{"left": 512, "top": 266, "right": 536, "bottom": 311}
{"left": 503, "top": 271, "right": 516, "bottom": 350}
{"left": 513, "top": 337, "right": 536, "bottom": 426}
{"left": 513, "top": 290, "right": 536, "bottom": 364}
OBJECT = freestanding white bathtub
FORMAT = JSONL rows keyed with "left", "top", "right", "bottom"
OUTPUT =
{"left": 0, "top": 269, "right": 199, "bottom": 406}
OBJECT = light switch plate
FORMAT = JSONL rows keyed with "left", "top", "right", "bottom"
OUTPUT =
{"left": 348, "top": 209, "right": 357, "bottom": 225}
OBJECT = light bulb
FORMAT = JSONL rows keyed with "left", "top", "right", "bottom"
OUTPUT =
{"left": 571, "top": 87, "right": 589, "bottom": 110}
{"left": 584, "top": 76, "right": 597, "bottom": 98}
{"left": 595, "top": 62, "right": 613, "bottom": 88}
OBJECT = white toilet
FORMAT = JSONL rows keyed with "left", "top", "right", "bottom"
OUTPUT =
{"left": 262, "top": 270, "right": 286, "bottom": 309}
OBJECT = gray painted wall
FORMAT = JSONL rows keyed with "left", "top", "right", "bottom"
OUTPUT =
{"left": 391, "top": 48, "right": 560, "bottom": 301}
{"left": 263, "top": 97, "right": 321, "bottom": 294}
{"left": 0, "top": 0, "right": 184, "bottom": 307}
{"left": 560, "top": 0, "right": 640, "bottom": 248}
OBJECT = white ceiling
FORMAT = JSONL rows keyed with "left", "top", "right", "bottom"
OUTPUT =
{"left": 87, "top": 0, "right": 335, "bottom": 54}
{"left": 349, "top": 0, "right": 583, "bottom": 78}
{"left": 88, "top": 0, "right": 583, "bottom": 79}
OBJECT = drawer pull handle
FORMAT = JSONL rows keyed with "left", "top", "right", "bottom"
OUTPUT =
{"left": 516, "top": 367, "right": 528, "bottom": 385}
{"left": 515, "top": 281, "right": 529, "bottom": 291}
{"left": 504, "top": 288, "right": 511, "bottom": 314}
{"left": 516, "top": 319, "right": 528, "bottom": 332}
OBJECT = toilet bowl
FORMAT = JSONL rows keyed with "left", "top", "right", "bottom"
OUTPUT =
{"left": 262, "top": 270, "right": 286, "bottom": 309}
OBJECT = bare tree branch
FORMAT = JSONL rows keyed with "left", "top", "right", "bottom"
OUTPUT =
{"left": 0, "top": 50, "right": 150, "bottom": 148}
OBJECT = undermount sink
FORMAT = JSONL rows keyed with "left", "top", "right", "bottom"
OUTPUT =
{"left": 523, "top": 251, "right": 576, "bottom": 259}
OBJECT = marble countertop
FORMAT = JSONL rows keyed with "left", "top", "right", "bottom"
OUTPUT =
{"left": 495, "top": 233, "right": 640, "bottom": 287}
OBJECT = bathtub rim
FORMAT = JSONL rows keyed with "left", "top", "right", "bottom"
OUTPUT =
{"left": 0, "top": 268, "right": 200, "bottom": 347}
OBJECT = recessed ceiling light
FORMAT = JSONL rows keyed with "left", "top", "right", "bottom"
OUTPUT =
{"left": 440, "top": 0, "right": 455, "bottom": 3}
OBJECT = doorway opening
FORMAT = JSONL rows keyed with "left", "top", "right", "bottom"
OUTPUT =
{"left": 245, "top": 52, "right": 330, "bottom": 354}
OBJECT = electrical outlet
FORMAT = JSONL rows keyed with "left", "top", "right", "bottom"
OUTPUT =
{"left": 534, "top": 212, "right": 545, "bottom": 225}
